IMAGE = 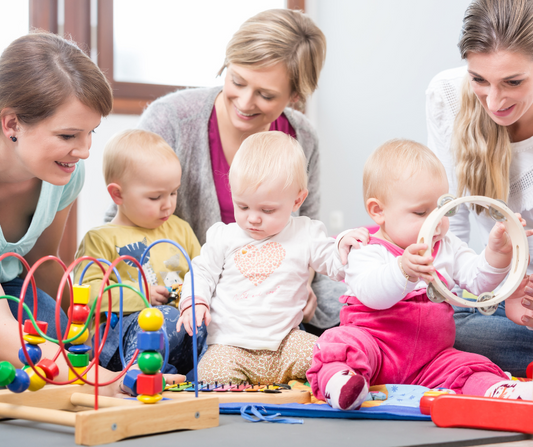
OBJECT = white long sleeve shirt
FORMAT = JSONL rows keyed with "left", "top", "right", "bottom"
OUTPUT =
{"left": 181, "top": 216, "right": 345, "bottom": 350}
{"left": 426, "top": 66, "right": 533, "bottom": 273}
{"left": 345, "top": 234, "right": 510, "bottom": 310}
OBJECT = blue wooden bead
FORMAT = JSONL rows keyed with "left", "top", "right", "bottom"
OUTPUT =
{"left": 7, "top": 369, "right": 30, "bottom": 393}
{"left": 122, "top": 369, "right": 143, "bottom": 396}
{"left": 68, "top": 344, "right": 92, "bottom": 354}
{"left": 137, "top": 330, "right": 164, "bottom": 351}
{"left": 17, "top": 344, "right": 42, "bottom": 365}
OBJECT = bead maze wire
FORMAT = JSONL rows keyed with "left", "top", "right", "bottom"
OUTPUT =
{"left": 0, "top": 239, "right": 200, "bottom": 406}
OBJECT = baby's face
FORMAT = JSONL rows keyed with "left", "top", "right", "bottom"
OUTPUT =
{"left": 118, "top": 158, "right": 181, "bottom": 229}
{"left": 380, "top": 170, "right": 449, "bottom": 249}
{"left": 232, "top": 177, "right": 306, "bottom": 240}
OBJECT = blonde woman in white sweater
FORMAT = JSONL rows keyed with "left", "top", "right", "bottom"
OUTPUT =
{"left": 426, "top": 0, "right": 533, "bottom": 377}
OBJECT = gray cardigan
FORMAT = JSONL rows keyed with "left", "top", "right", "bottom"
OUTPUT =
{"left": 137, "top": 86, "right": 321, "bottom": 245}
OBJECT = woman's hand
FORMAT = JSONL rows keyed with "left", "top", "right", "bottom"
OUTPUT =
{"left": 400, "top": 243, "right": 435, "bottom": 283}
{"left": 338, "top": 227, "right": 370, "bottom": 265}
{"left": 505, "top": 273, "right": 533, "bottom": 328}
{"left": 116, "top": 368, "right": 186, "bottom": 398}
{"left": 177, "top": 304, "right": 211, "bottom": 336}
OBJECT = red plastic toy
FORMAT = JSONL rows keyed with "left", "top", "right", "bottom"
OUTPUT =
{"left": 424, "top": 394, "right": 533, "bottom": 434}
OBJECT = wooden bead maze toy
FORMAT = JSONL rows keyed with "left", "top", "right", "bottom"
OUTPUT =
{"left": 0, "top": 241, "right": 218, "bottom": 445}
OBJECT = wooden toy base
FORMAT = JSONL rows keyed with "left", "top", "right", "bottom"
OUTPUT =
{"left": 0, "top": 385, "right": 218, "bottom": 445}
{"left": 163, "top": 388, "right": 311, "bottom": 404}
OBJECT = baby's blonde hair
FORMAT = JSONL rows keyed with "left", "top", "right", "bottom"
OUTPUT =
{"left": 229, "top": 131, "right": 308, "bottom": 194}
{"left": 103, "top": 129, "right": 180, "bottom": 185}
{"left": 363, "top": 139, "right": 447, "bottom": 204}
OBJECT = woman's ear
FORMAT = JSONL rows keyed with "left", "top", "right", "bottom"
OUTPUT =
{"left": 366, "top": 198, "right": 385, "bottom": 226}
{"left": 292, "top": 189, "right": 309, "bottom": 212}
{"left": 290, "top": 92, "right": 300, "bottom": 107}
{"left": 107, "top": 183, "right": 123, "bottom": 205}
{"left": 1, "top": 109, "right": 19, "bottom": 139}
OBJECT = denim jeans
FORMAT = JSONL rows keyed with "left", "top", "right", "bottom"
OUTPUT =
{"left": 100, "top": 305, "right": 207, "bottom": 380}
{"left": 3, "top": 277, "right": 68, "bottom": 339}
{"left": 453, "top": 302, "right": 533, "bottom": 377}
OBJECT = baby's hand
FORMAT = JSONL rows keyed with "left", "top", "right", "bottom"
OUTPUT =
{"left": 150, "top": 285, "right": 170, "bottom": 306}
{"left": 400, "top": 243, "right": 435, "bottom": 283}
{"left": 177, "top": 304, "right": 211, "bottom": 336}
{"left": 487, "top": 213, "right": 533, "bottom": 268}
{"left": 339, "top": 227, "right": 370, "bottom": 265}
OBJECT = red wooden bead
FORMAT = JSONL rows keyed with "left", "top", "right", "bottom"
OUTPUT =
{"left": 69, "top": 304, "right": 91, "bottom": 324}
{"left": 23, "top": 320, "right": 48, "bottom": 337}
{"left": 37, "top": 358, "right": 59, "bottom": 380}
{"left": 137, "top": 373, "right": 163, "bottom": 396}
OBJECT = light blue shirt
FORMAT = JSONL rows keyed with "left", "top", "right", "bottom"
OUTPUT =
{"left": 0, "top": 161, "right": 85, "bottom": 283}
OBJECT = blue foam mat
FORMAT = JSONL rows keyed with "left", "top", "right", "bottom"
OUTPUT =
{"left": 219, "top": 402, "right": 431, "bottom": 421}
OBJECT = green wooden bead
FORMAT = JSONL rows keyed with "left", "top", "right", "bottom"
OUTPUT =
{"left": 67, "top": 352, "right": 90, "bottom": 368}
{"left": 0, "top": 361, "right": 16, "bottom": 386}
{"left": 137, "top": 351, "right": 163, "bottom": 374}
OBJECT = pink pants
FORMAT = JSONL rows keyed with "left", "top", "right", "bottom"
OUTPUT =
{"left": 307, "top": 292, "right": 508, "bottom": 401}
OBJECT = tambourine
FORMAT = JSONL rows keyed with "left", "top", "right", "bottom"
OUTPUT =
{"left": 417, "top": 195, "right": 529, "bottom": 315}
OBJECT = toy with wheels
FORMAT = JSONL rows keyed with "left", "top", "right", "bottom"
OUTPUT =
{"left": 417, "top": 195, "right": 529, "bottom": 315}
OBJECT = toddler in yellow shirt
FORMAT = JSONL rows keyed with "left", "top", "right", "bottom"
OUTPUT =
{"left": 74, "top": 129, "right": 205, "bottom": 377}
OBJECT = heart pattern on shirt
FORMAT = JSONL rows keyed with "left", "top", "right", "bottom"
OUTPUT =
{"left": 234, "top": 242, "right": 286, "bottom": 286}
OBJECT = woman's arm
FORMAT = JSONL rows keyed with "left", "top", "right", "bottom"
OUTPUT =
{"left": 23, "top": 204, "right": 72, "bottom": 313}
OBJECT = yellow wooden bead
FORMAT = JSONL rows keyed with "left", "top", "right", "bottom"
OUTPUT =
{"left": 23, "top": 334, "right": 46, "bottom": 345}
{"left": 73, "top": 284, "right": 91, "bottom": 305}
{"left": 26, "top": 366, "right": 47, "bottom": 391}
{"left": 137, "top": 394, "right": 163, "bottom": 404}
{"left": 68, "top": 365, "right": 87, "bottom": 385}
{"left": 67, "top": 324, "right": 89, "bottom": 345}
{"left": 138, "top": 308, "right": 164, "bottom": 331}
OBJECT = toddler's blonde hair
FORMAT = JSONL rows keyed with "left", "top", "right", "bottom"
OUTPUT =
{"left": 363, "top": 139, "right": 447, "bottom": 204}
{"left": 103, "top": 129, "right": 180, "bottom": 185}
{"left": 229, "top": 131, "right": 308, "bottom": 194}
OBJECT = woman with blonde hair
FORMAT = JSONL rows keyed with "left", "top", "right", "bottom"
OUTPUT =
{"left": 426, "top": 0, "right": 533, "bottom": 376}
{"left": 124, "top": 9, "right": 344, "bottom": 333}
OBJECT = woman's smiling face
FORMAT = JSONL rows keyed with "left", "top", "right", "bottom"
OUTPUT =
{"left": 467, "top": 50, "right": 533, "bottom": 133}
{"left": 221, "top": 62, "right": 296, "bottom": 137}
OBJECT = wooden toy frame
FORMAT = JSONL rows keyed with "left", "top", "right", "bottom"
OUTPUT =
{"left": 0, "top": 385, "right": 219, "bottom": 445}
{"left": 417, "top": 195, "right": 529, "bottom": 314}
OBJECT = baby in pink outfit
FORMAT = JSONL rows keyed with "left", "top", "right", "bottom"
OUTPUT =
{"left": 307, "top": 139, "right": 533, "bottom": 410}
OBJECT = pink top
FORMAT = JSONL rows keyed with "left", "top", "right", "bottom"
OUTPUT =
{"left": 208, "top": 107, "right": 297, "bottom": 224}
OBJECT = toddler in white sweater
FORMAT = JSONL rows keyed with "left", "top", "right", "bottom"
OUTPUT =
{"left": 177, "top": 131, "right": 366, "bottom": 384}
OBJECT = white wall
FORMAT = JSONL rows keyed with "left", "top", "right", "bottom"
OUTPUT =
{"left": 306, "top": 0, "right": 470, "bottom": 232}
{"left": 77, "top": 114, "right": 139, "bottom": 240}
{"left": 79, "top": 1, "right": 475, "bottom": 247}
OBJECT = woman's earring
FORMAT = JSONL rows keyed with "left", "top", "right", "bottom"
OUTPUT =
{"left": 10, "top": 136, "right": 17, "bottom": 142}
